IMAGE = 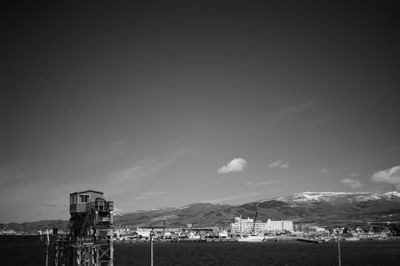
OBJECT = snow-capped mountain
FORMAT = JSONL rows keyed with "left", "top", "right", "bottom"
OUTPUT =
{"left": 274, "top": 191, "right": 400, "bottom": 204}
{"left": 382, "top": 191, "right": 400, "bottom": 199}
{"left": 4, "top": 191, "right": 400, "bottom": 232}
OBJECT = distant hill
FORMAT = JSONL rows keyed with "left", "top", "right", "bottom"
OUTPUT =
{"left": 3, "top": 191, "right": 400, "bottom": 233}
{"left": 113, "top": 191, "right": 400, "bottom": 228}
{"left": 1, "top": 219, "right": 68, "bottom": 234}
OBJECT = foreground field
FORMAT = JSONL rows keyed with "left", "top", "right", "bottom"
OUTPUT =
{"left": 1, "top": 236, "right": 400, "bottom": 265}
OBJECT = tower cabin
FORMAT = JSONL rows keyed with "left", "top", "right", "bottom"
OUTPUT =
{"left": 70, "top": 190, "right": 105, "bottom": 214}
{"left": 69, "top": 190, "right": 114, "bottom": 230}
{"left": 62, "top": 191, "right": 114, "bottom": 265}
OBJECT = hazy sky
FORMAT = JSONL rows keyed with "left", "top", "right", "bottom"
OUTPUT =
{"left": 2, "top": 1, "right": 400, "bottom": 223}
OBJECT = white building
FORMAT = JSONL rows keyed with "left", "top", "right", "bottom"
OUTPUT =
{"left": 265, "top": 219, "right": 293, "bottom": 232}
{"left": 231, "top": 217, "right": 293, "bottom": 234}
{"left": 136, "top": 228, "right": 152, "bottom": 238}
{"left": 231, "top": 217, "right": 256, "bottom": 234}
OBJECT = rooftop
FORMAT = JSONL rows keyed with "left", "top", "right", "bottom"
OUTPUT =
{"left": 70, "top": 190, "right": 104, "bottom": 195}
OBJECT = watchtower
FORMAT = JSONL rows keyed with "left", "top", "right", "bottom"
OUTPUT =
{"left": 54, "top": 190, "right": 114, "bottom": 266}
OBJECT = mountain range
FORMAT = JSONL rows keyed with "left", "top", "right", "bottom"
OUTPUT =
{"left": 115, "top": 191, "right": 400, "bottom": 227}
{"left": 2, "top": 191, "right": 400, "bottom": 233}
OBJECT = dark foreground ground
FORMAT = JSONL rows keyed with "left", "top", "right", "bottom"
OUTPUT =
{"left": 1, "top": 236, "right": 399, "bottom": 265}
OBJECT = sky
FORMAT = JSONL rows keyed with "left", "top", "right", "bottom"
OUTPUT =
{"left": 2, "top": 0, "right": 400, "bottom": 223}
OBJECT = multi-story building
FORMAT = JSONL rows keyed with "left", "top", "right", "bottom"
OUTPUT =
{"left": 231, "top": 217, "right": 293, "bottom": 234}
{"left": 265, "top": 218, "right": 293, "bottom": 232}
{"left": 231, "top": 217, "right": 257, "bottom": 234}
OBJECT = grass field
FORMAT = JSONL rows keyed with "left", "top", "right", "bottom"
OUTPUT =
{"left": 1, "top": 236, "right": 400, "bottom": 265}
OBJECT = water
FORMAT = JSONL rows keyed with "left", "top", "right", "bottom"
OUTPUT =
{"left": 115, "top": 240, "right": 400, "bottom": 265}
{"left": 1, "top": 236, "right": 399, "bottom": 265}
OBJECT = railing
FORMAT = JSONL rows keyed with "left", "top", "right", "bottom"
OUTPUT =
{"left": 86, "top": 201, "right": 114, "bottom": 212}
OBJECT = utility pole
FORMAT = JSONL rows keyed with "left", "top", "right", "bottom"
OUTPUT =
{"left": 150, "top": 229, "right": 155, "bottom": 266}
{"left": 337, "top": 228, "right": 341, "bottom": 266}
{"left": 45, "top": 229, "right": 49, "bottom": 266}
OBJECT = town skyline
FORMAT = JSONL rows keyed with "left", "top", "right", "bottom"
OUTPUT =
{"left": 2, "top": 1, "right": 400, "bottom": 223}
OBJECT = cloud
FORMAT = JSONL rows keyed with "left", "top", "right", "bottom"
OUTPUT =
{"left": 320, "top": 169, "right": 328, "bottom": 174}
{"left": 264, "top": 101, "right": 317, "bottom": 123}
{"left": 371, "top": 165, "right": 400, "bottom": 189}
{"left": 281, "top": 163, "right": 290, "bottom": 168}
{"left": 165, "top": 138, "right": 187, "bottom": 146}
{"left": 341, "top": 178, "right": 362, "bottom": 189}
{"left": 218, "top": 158, "right": 248, "bottom": 174}
{"left": 106, "top": 147, "right": 195, "bottom": 185}
{"left": 256, "top": 101, "right": 329, "bottom": 133}
{"left": 269, "top": 160, "right": 290, "bottom": 168}
{"left": 135, "top": 190, "right": 169, "bottom": 200}
{"left": 247, "top": 180, "right": 285, "bottom": 188}
{"left": 107, "top": 165, "right": 147, "bottom": 184}
{"left": 201, "top": 192, "right": 262, "bottom": 204}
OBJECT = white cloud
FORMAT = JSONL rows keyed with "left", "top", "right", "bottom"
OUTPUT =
{"left": 247, "top": 180, "right": 285, "bottom": 188}
{"left": 341, "top": 178, "right": 362, "bottom": 189}
{"left": 263, "top": 101, "right": 317, "bottom": 123}
{"left": 106, "top": 147, "right": 195, "bottom": 185}
{"left": 218, "top": 158, "right": 248, "bottom": 174}
{"left": 107, "top": 165, "right": 147, "bottom": 185}
{"left": 280, "top": 163, "right": 290, "bottom": 168}
{"left": 371, "top": 165, "right": 400, "bottom": 189}
{"left": 320, "top": 169, "right": 328, "bottom": 174}
{"left": 269, "top": 160, "right": 290, "bottom": 168}
{"left": 135, "top": 190, "right": 169, "bottom": 200}
{"left": 201, "top": 192, "right": 262, "bottom": 204}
